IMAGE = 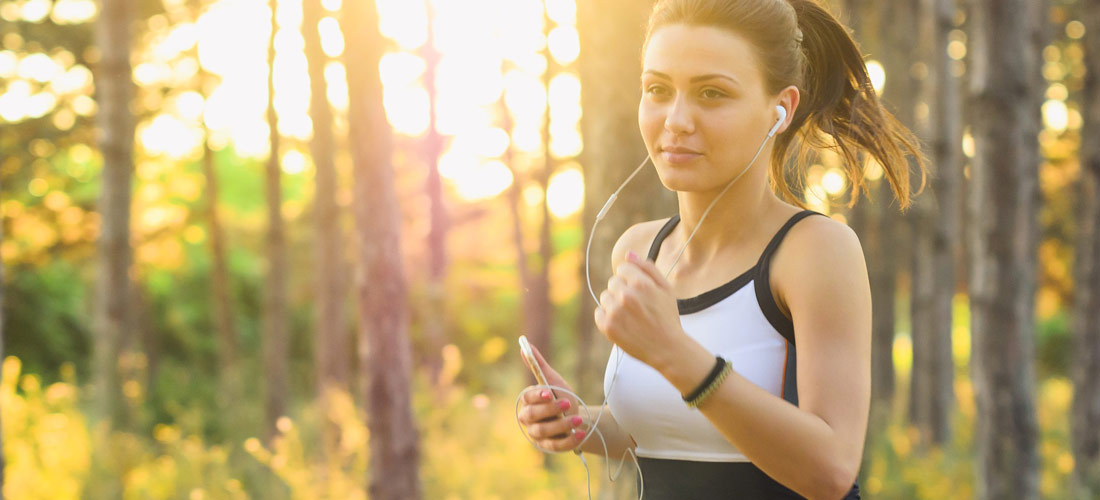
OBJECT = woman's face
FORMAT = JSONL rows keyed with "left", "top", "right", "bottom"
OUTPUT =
{"left": 639, "top": 24, "right": 780, "bottom": 193}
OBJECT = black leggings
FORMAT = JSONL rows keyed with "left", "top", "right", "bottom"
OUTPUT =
{"left": 636, "top": 457, "right": 861, "bottom": 500}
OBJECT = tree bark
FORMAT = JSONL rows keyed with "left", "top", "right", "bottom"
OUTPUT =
{"left": 574, "top": 0, "right": 677, "bottom": 399}
{"left": 91, "top": 0, "right": 134, "bottom": 434}
{"left": 968, "top": 0, "right": 1042, "bottom": 497}
{"left": 1072, "top": 0, "right": 1100, "bottom": 495}
{"left": 343, "top": 0, "right": 422, "bottom": 498}
{"left": 263, "top": 0, "right": 290, "bottom": 442}
{"left": 909, "top": 0, "right": 961, "bottom": 447}
{"left": 420, "top": 0, "right": 448, "bottom": 393}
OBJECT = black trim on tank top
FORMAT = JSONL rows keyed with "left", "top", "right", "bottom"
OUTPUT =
{"left": 752, "top": 210, "right": 825, "bottom": 347}
{"left": 646, "top": 210, "right": 824, "bottom": 318}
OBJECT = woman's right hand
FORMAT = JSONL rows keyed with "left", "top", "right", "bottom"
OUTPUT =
{"left": 518, "top": 342, "right": 589, "bottom": 452}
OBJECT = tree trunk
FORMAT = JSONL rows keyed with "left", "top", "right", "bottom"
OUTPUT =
{"left": 91, "top": 0, "right": 134, "bottom": 434}
{"left": 1072, "top": 0, "right": 1100, "bottom": 495}
{"left": 574, "top": 0, "right": 677, "bottom": 399}
{"left": 263, "top": 0, "right": 290, "bottom": 442}
{"left": 303, "top": 0, "right": 349, "bottom": 408}
{"left": 0, "top": 157, "right": 5, "bottom": 492}
{"left": 909, "top": 0, "right": 961, "bottom": 447}
{"left": 421, "top": 0, "right": 448, "bottom": 391}
{"left": 342, "top": 0, "right": 422, "bottom": 498}
{"left": 968, "top": 0, "right": 1042, "bottom": 497}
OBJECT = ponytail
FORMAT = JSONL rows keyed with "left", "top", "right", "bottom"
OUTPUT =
{"left": 644, "top": 0, "right": 928, "bottom": 211}
{"left": 779, "top": 0, "right": 927, "bottom": 210}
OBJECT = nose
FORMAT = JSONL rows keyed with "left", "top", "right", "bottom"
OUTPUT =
{"left": 664, "top": 93, "right": 694, "bottom": 135}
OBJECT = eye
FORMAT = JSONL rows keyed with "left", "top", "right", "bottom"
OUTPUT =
{"left": 644, "top": 84, "right": 671, "bottom": 97}
{"left": 700, "top": 88, "right": 726, "bottom": 99}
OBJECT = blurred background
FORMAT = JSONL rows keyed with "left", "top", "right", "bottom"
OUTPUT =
{"left": 0, "top": 0, "right": 1096, "bottom": 498}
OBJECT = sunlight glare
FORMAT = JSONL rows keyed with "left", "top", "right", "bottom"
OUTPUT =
{"left": 545, "top": 0, "right": 576, "bottom": 25}
{"left": 51, "top": 0, "right": 96, "bottom": 24}
{"left": 324, "top": 61, "right": 349, "bottom": 111}
{"left": 547, "top": 25, "right": 579, "bottom": 65}
{"left": 318, "top": 17, "right": 344, "bottom": 57}
{"left": 822, "top": 168, "right": 846, "bottom": 195}
{"left": 18, "top": 53, "right": 60, "bottom": 82}
{"left": 282, "top": 150, "right": 308, "bottom": 175}
{"left": 454, "top": 160, "right": 513, "bottom": 201}
{"left": 0, "top": 51, "right": 16, "bottom": 77}
{"left": 866, "top": 60, "right": 885, "bottom": 95}
{"left": 383, "top": 85, "right": 431, "bottom": 136}
{"left": 377, "top": 0, "right": 428, "bottom": 51}
{"left": 140, "top": 114, "right": 203, "bottom": 158}
{"left": 21, "top": 0, "right": 50, "bottom": 22}
{"left": 546, "top": 166, "right": 584, "bottom": 218}
{"left": 380, "top": 52, "right": 426, "bottom": 87}
{"left": 1042, "top": 99, "right": 1068, "bottom": 132}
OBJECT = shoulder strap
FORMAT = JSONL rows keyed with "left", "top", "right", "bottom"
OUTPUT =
{"left": 755, "top": 210, "right": 824, "bottom": 267}
{"left": 647, "top": 214, "right": 681, "bottom": 262}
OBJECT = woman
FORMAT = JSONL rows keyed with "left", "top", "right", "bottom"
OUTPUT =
{"left": 518, "top": 0, "right": 926, "bottom": 498}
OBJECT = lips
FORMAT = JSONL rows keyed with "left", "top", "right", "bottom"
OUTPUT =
{"left": 659, "top": 146, "right": 702, "bottom": 164}
{"left": 660, "top": 146, "right": 702, "bottom": 154}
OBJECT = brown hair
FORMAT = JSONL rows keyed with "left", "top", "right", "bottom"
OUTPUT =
{"left": 643, "top": 0, "right": 927, "bottom": 210}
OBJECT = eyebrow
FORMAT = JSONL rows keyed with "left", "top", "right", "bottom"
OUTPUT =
{"left": 642, "top": 70, "right": 741, "bottom": 87}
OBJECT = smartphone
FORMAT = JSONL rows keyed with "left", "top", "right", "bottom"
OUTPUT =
{"left": 519, "top": 335, "right": 577, "bottom": 446}
{"left": 518, "top": 335, "right": 550, "bottom": 388}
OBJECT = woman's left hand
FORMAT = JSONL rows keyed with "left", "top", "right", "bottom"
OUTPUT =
{"left": 594, "top": 251, "right": 687, "bottom": 368}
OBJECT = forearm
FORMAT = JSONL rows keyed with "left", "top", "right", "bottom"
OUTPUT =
{"left": 655, "top": 339, "right": 855, "bottom": 500}
{"left": 578, "top": 404, "right": 636, "bottom": 458}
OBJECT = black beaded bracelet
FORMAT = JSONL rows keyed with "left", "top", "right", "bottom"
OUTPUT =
{"left": 682, "top": 355, "right": 727, "bottom": 403}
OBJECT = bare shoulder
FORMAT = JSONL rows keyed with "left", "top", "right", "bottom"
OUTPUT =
{"left": 771, "top": 213, "right": 868, "bottom": 317}
{"left": 610, "top": 217, "right": 675, "bottom": 272}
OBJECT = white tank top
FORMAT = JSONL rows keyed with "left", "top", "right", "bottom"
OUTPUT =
{"left": 603, "top": 210, "right": 823, "bottom": 462}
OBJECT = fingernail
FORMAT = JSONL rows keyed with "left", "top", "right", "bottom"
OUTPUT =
{"left": 571, "top": 416, "right": 583, "bottom": 426}
{"left": 558, "top": 399, "right": 571, "bottom": 410}
{"left": 541, "top": 390, "right": 550, "bottom": 399}
{"left": 575, "top": 430, "right": 587, "bottom": 440}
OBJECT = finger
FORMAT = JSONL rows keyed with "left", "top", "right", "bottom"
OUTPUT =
{"left": 599, "top": 289, "right": 615, "bottom": 309}
{"left": 521, "top": 386, "right": 549, "bottom": 405}
{"left": 529, "top": 415, "right": 578, "bottom": 440}
{"left": 623, "top": 256, "right": 670, "bottom": 291}
{"left": 524, "top": 399, "right": 577, "bottom": 424}
{"left": 607, "top": 275, "right": 626, "bottom": 295}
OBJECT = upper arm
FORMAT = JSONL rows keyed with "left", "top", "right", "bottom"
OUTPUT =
{"left": 609, "top": 219, "right": 666, "bottom": 274}
{"left": 775, "top": 217, "right": 872, "bottom": 474}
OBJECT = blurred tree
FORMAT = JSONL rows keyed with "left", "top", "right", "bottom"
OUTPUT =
{"left": 419, "top": 0, "right": 448, "bottom": 393}
{"left": 1072, "top": 0, "right": 1100, "bottom": 495}
{"left": 836, "top": 0, "right": 897, "bottom": 430}
{"left": 91, "top": 0, "right": 134, "bottom": 434}
{"left": 1, "top": 165, "right": 5, "bottom": 493}
{"left": 89, "top": 0, "right": 137, "bottom": 495}
{"left": 910, "top": 0, "right": 962, "bottom": 447}
{"left": 263, "top": 0, "right": 289, "bottom": 442}
{"left": 302, "top": 0, "right": 349, "bottom": 450}
{"left": 342, "top": 0, "right": 422, "bottom": 498}
{"left": 517, "top": 0, "right": 558, "bottom": 387}
{"left": 187, "top": 0, "right": 241, "bottom": 430}
{"left": 575, "top": 0, "right": 678, "bottom": 398}
{"left": 968, "top": 0, "right": 1042, "bottom": 498}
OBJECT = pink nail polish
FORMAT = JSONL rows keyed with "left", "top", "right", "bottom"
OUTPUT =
{"left": 575, "top": 430, "right": 587, "bottom": 440}
{"left": 558, "top": 399, "right": 571, "bottom": 410}
{"left": 571, "top": 416, "right": 583, "bottom": 426}
{"left": 541, "top": 390, "right": 550, "bottom": 399}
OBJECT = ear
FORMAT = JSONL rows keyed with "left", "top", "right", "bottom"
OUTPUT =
{"left": 775, "top": 85, "right": 800, "bottom": 135}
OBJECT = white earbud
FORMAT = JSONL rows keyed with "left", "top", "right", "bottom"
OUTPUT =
{"left": 768, "top": 105, "right": 787, "bottom": 137}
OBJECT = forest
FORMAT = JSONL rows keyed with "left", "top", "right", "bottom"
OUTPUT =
{"left": 0, "top": 0, "right": 1097, "bottom": 498}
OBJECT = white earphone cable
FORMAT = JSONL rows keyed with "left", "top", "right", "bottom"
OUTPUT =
{"left": 516, "top": 107, "right": 785, "bottom": 500}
